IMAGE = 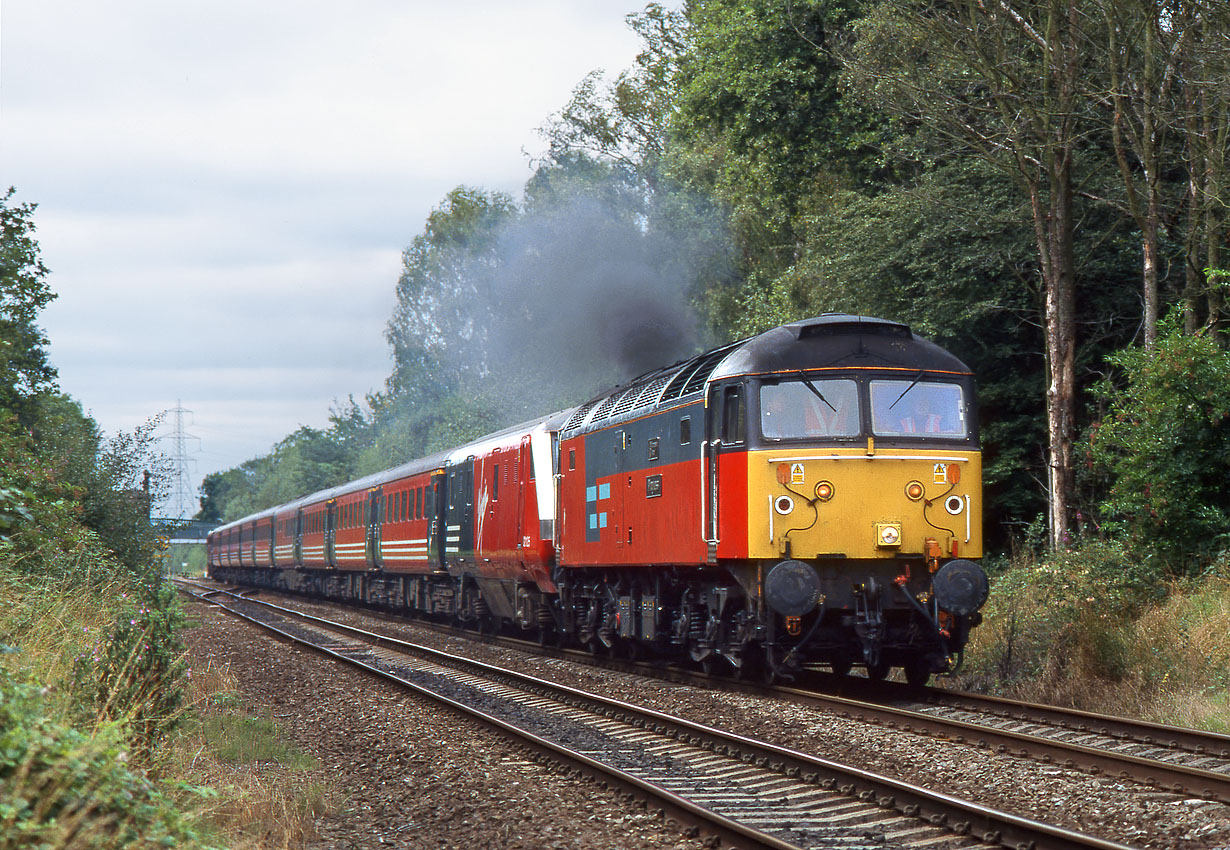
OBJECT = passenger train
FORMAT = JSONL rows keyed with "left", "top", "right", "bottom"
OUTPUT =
{"left": 208, "top": 314, "right": 989, "bottom": 684}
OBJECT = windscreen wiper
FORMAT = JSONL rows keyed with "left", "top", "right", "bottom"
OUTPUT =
{"left": 800, "top": 379, "right": 837, "bottom": 412}
{"left": 889, "top": 370, "right": 926, "bottom": 410}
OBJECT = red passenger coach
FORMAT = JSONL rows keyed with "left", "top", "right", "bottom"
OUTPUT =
{"left": 209, "top": 315, "right": 991, "bottom": 684}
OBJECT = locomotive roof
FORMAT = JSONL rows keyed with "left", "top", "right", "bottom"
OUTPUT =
{"left": 559, "top": 314, "right": 971, "bottom": 439}
{"left": 709, "top": 313, "right": 972, "bottom": 380}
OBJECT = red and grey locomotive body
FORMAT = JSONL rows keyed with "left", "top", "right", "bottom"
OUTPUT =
{"left": 208, "top": 314, "right": 988, "bottom": 683}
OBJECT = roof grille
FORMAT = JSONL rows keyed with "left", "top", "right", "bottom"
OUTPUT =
{"left": 631, "top": 374, "right": 671, "bottom": 409}
{"left": 662, "top": 345, "right": 736, "bottom": 400}
{"left": 590, "top": 387, "right": 632, "bottom": 423}
{"left": 564, "top": 400, "right": 599, "bottom": 431}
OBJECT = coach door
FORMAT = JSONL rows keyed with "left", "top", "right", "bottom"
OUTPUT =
{"left": 444, "top": 460, "right": 475, "bottom": 570}
{"left": 365, "top": 488, "right": 382, "bottom": 570}
{"left": 325, "top": 499, "right": 337, "bottom": 568}
{"left": 426, "top": 471, "right": 446, "bottom": 572}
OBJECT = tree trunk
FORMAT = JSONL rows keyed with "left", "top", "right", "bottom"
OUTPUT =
{"left": 1044, "top": 162, "right": 1077, "bottom": 550}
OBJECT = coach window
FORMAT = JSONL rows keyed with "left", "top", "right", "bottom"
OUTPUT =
{"left": 721, "top": 385, "right": 746, "bottom": 445}
{"left": 415, "top": 487, "right": 422, "bottom": 519}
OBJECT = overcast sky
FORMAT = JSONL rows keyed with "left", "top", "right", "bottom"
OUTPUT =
{"left": 2, "top": 0, "right": 658, "bottom": 516}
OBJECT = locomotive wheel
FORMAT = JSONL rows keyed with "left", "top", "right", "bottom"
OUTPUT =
{"left": 865, "top": 660, "right": 890, "bottom": 682}
{"left": 904, "top": 657, "right": 931, "bottom": 688}
{"left": 830, "top": 657, "right": 853, "bottom": 677}
{"left": 761, "top": 646, "right": 787, "bottom": 685}
{"left": 732, "top": 646, "right": 763, "bottom": 682}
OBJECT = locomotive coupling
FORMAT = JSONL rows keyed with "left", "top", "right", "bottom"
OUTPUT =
{"left": 765, "top": 559, "right": 823, "bottom": 617}
{"left": 931, "top": 559, "right": 989, "bottom": 616}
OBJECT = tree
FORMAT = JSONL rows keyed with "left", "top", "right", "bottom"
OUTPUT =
{"left": 843, "top": 0, "right": 1105, "bottom": 549}
{"left": 1178, "top": 7, "right": 1230, "bottom": 333}
{"left": 1090, "top": 0, "right": 1230, "bottom": 346}
{"left": 1089, "top": 312, "right": 1230, "bottom": 567}
{"left": 670, "top": 0, "right": 881, "bottom": 280}
{"left": 539, "top": 3, "right": 686, "bottom": 189}
{"left": 385, "top": 186, "right": 518, "bottom": 405}
{"left": 0, "top": 187, "right": 57, "bottom": 418}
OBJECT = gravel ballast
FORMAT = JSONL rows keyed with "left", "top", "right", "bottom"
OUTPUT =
{"left": 185, "top": 590, "right": 1230, "bottom": 850}
{"left": 182, "top": 598, "right": 712, "bottom": 850}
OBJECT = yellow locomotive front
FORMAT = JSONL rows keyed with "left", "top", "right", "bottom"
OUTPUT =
{"left": 749, "top": 375, "right": 982, "bottom": 563}
{"left": 705, "top": 318, "right": 989, "bottom": 684}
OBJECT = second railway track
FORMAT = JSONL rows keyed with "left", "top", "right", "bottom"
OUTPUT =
{"left": 178, "top": 579, "right": 1144, "bottom": 850}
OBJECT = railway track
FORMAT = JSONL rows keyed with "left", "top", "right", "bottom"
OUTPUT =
{"left": 177, "top": 579, "right": 1136, "bottom": 850}
{"left": 183, "top": 578, "right": 1230, "bottom": 809}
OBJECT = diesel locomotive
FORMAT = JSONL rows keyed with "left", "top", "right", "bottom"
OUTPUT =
{"left": 208, "top": 314, "right": 989, "bottom": 684}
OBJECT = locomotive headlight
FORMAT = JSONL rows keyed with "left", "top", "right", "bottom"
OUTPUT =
{"left": 875, "top": 522, "right": 902, "bottom": 548}
{"left": 814, "top": 481, "right": 834, "bottom": 502}
{"left": 905, "top": 481, "right": 925, "bottom": 501}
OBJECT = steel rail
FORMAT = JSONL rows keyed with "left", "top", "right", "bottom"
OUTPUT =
{"left": 177, "top": 582, "right": 805, "bottom": 850}
{"left": 177, "top": 581, "right": 1139, "bottom": 850}
{"left": 180, "top": 579, "right": 1230, "bottom": 804}
{"left": 908, "top": 684, "right": 1230, "bottom": 758}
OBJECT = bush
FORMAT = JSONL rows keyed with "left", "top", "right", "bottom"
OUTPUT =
{"left": 959, "top": 541, "right": 1148, "bottom": 691}
{"left": 0, "top": 668, "right": 205, "bottom": 850}
{"left": 72, "top": 582, "right": 187, "bottom": 756}
{"left": 1087, "top": 314, "right": 1230, "bottom": 571}
{"left": 960, "top": 547, "right": 1230, "bottom": 730}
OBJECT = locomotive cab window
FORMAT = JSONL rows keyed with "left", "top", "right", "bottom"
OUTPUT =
{"left": 760, "top": 379, "right": 860, "bottom": 440}
{"left": 870, "top": 380, "right": 967, "bottom": 437}
{"left": 721, "top": 385, "right": 745, "bottom": 445}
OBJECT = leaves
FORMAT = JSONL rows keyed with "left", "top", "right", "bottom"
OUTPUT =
{"left": 1089, "top": 313, "right": 1230, "bottom": 567}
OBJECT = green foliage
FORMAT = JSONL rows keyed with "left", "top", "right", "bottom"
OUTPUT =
{"left": 1088, "top": 314, "right": 1230, "bottom": 569}
{"left": 673, "top": 0, "right": 881, "bottom": 250}
{"left": 71, "top": 582, "right": 187, "bottom": 755}
{"left": 960, "top": 541, "right": 1161, "bottom": 690}
{"left": 0, "top": 667, "right": 206, "bottom": 850}
{"left": 0, "top": 487, "right": 33, "bottom": 539}
{"left": 0, "top": 187, "right": 57, "bottom": 421}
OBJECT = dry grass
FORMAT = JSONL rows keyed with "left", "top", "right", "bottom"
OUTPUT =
{"left": 958, "top": 564, "right": 1230, "bottom": 733}
{"left": 1, "top": 572, "right": 336, "bottom": 850}
{"left": 167, "top": 659, "right": 337, "bottom": 850}
{"left": 0, "top": 573, "right": 121, "bottom": 701}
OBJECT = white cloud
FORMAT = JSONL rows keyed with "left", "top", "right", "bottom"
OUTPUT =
{"left": 2, "top": 0, "right": 660, "bottom": 515}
